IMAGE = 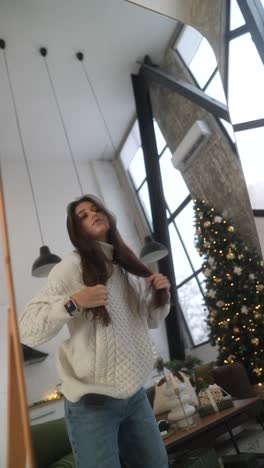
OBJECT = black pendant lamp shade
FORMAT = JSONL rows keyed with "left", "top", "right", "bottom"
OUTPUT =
{"left": 0, "top": 40, "right": 61, "bottom": 278}
{"left": 140, "top": 236, "right": 168, "bottom": 264}
{"left": 32, "top": 246, "right": 61, "bottom": 277}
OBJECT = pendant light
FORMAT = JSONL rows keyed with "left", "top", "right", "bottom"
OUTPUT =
{"left": 140, "top": 235, "right": 168, "bottom": 264}
{"left": 0, "top": 39, "right": 61, "bottom": 277}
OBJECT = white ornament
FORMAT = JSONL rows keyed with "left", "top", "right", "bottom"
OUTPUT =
{"left": 214, "top": 216, "right": 223, "bottom": 223}
{"left": 204, "top": 268, "right": 212, "bottom": 277}
{"left": 249, "top": 274, "right": 255, "bottom": 280}
{"left": 208, "top": 256, "right": 215, "bottom": 266}
{"left": 241, "top": 305, "right": 248, "bottom": 315}
{"left": 216, "top": 300, "right": 225, "bottom": 308}
{"left": 234, "top": 266, "right": 242, "bottom": 275}
{"left": 207, "top": 289, "right": 216, "bottom": 298}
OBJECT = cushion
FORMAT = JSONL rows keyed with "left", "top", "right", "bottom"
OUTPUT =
{"left": 50, "top": 453, "right": 75, "bottom": 468}
{"left": 212, "top": 362, "right": 257, "bottom": 399}
{"left": 31, "top": 418, "right": 72, "bottom": 468}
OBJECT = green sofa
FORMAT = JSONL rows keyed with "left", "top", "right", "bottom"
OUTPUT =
{"left": 31, "top": 418, "right": 74, "bottom": 468}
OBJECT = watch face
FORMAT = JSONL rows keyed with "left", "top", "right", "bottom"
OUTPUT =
{"left": 64, "top": 299, "right": 77, "bottom": 315}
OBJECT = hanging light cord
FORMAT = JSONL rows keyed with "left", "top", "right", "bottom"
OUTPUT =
{"left": 0, "top": 41, "right": 45, "bottom": 245}
{"left": 39, "top": 48, "right": 83, "bottom": 196}
{"left": 76, "top": 52, "right": 116, "bottom": 156}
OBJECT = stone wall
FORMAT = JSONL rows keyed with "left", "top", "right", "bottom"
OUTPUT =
{"left": 150, "top": 48, "right": 261, "bottom": 255}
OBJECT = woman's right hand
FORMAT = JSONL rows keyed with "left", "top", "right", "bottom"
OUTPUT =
{"left": 70, "top": 285, "right": 108, "bottom": 309}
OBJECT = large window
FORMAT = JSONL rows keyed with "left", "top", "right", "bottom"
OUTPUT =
{"left": 227, "top": 0, "right": 264, "bottom": 210}
{"left": 121, "top": 0, "right": 264, "bottom": 348}
{"left": 128, "top": 123, "right": 209, "bottom": 346}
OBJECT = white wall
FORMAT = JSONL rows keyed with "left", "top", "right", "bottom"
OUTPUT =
{"left": 0, "top": 158, "right": 169, "bottom": 403}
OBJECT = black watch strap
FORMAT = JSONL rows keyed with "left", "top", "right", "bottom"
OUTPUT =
{"left": 64, "top": 298, "right": 78, "bottom": 316}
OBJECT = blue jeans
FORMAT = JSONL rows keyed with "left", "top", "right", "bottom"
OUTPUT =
{"left": 64, "top": 387, "right": 169, "bottom": 468}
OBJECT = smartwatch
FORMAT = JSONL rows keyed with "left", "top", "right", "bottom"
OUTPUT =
{"left": 64, "top": 298, "right": 78, "bottom": 316}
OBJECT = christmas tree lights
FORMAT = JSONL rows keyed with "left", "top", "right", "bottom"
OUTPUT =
{"left": 194, "top": 199, "right": 264, "bottom": 384}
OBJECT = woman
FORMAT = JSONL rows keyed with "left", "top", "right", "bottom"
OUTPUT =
{"left": 20, "top": 194, "right": 171, "bottom": 468}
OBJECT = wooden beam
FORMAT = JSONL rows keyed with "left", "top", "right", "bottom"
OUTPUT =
{"left": 0, "top": 171, "right": 35, "bottom": 468}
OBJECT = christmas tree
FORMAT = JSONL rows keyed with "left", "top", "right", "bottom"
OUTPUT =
{"left": 194, "top": 199, "right": 264, "bottom": 385}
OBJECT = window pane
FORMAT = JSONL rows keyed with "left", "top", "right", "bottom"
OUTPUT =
{"left": 178, "top": 278, "right": 209, "bottom": 345}
{"left": 175, "top": 201, "right": 203, "bottom": 271}
{"left": 230, "top": 0, "right": 246, "bottom": 30}
{"left": 228, "top": 33, "right": 264, "bottom": 123}
{"left": 138, "top": 181, "right": 152, "bottom": 225}
{"left": 154, "top": 121, "right": 166, "bottom": 154}
{"left": 235, "top": 126, "right": 264, "bottom": 209}
{"left": 160, "top": 148, "right": 190, "bottom": 212}
{"left": 175, "top": 26, "right": 203, "bottom": 67}
{"left": 129, "top": 147, "right": 146, "bottom": 189}
{"left": 219, "top": 119, "right": 236, "bottom": 142}
{"left": 169, "top": 223, "right": 193, "bottom": 284}
{"left": 205, "top": 71, "right": 227, "bottom": 104}
{"left": 189, "top": 38, "right": 217, "bottom": 88}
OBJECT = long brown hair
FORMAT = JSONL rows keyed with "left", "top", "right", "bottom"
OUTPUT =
{"left": 66, "top": 194, "right": 169, "bottom": 325}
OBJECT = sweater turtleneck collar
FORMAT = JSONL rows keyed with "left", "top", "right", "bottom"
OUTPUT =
{"left": 98, "top": 241, "right": 114, "bottom": 261}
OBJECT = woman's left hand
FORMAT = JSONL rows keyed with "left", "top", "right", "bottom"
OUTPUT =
{"left": 147, "top": 273, "right": 171, "bottom": 291}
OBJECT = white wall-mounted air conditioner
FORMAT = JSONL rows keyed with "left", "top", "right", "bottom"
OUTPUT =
{"left": 171, "top": 120, "right": 211, "bottom": 173}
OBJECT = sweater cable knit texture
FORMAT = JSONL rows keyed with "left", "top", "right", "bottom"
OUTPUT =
{"left": 19, "top": 242, "right": 170, "bottom": 401}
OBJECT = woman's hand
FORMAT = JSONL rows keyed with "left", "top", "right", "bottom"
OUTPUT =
{"left": 147, "top": 273, "right": 170, "bottom": 291}
{"left": 71, "top": 285, "right": 108, "bottom": 309}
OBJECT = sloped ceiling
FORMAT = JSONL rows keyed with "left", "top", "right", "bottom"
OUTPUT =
{"left": 0, "top": 0, "right": 177, "bottom": 162}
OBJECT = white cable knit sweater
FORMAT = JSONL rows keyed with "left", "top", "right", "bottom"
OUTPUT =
{"left": 19, "top": 242, "right": 170, "bottom": 402}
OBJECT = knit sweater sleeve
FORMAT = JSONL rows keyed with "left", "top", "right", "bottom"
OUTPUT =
{"left": 132, "top": 276, "right": 171, "bottom": 329}
{"left": 19, "top": 258, "right": 77, "bottom": 348}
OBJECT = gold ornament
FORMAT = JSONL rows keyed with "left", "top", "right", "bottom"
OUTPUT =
{"left": 227, "top": 226, "right": 235, "bottom": 232}
{"left": 253, "top": 367, "right": 262, "bottom": 377}
{"left": 233, "top": 327, "right": 240, "bottom": 334}
{"left": 226, "top": 252, "right": 235, "bottom": 260}
{"left": 204, "top": 221, "right": 211, "bottom": 228}
{"left": 251, "top": 338, "right": 259, "bottom": 346}
{"left": 227, "top": 354, "right": 236, "bottom": 362}
{"left": 199, "top": 213, "right": 204, "bottom": 219}
{"left": 256, "top": 284, "right": 264, "bottom": 292}
{"left": 214, "top": 278, "right": 222, "bottom": 284}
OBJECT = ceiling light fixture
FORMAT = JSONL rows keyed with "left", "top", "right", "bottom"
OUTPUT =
{"left": 0, "top": 39, "right": 61, "bottom": 277}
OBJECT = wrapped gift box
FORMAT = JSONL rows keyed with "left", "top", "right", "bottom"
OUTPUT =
{"left": 198, "top": 396, "right": 233, "bottom": 417}
{"left": 169, "top": 448, "right": 221, "bottom": 468}
{"left": 198, "top": 384, "right": 233, "bottom": 417}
